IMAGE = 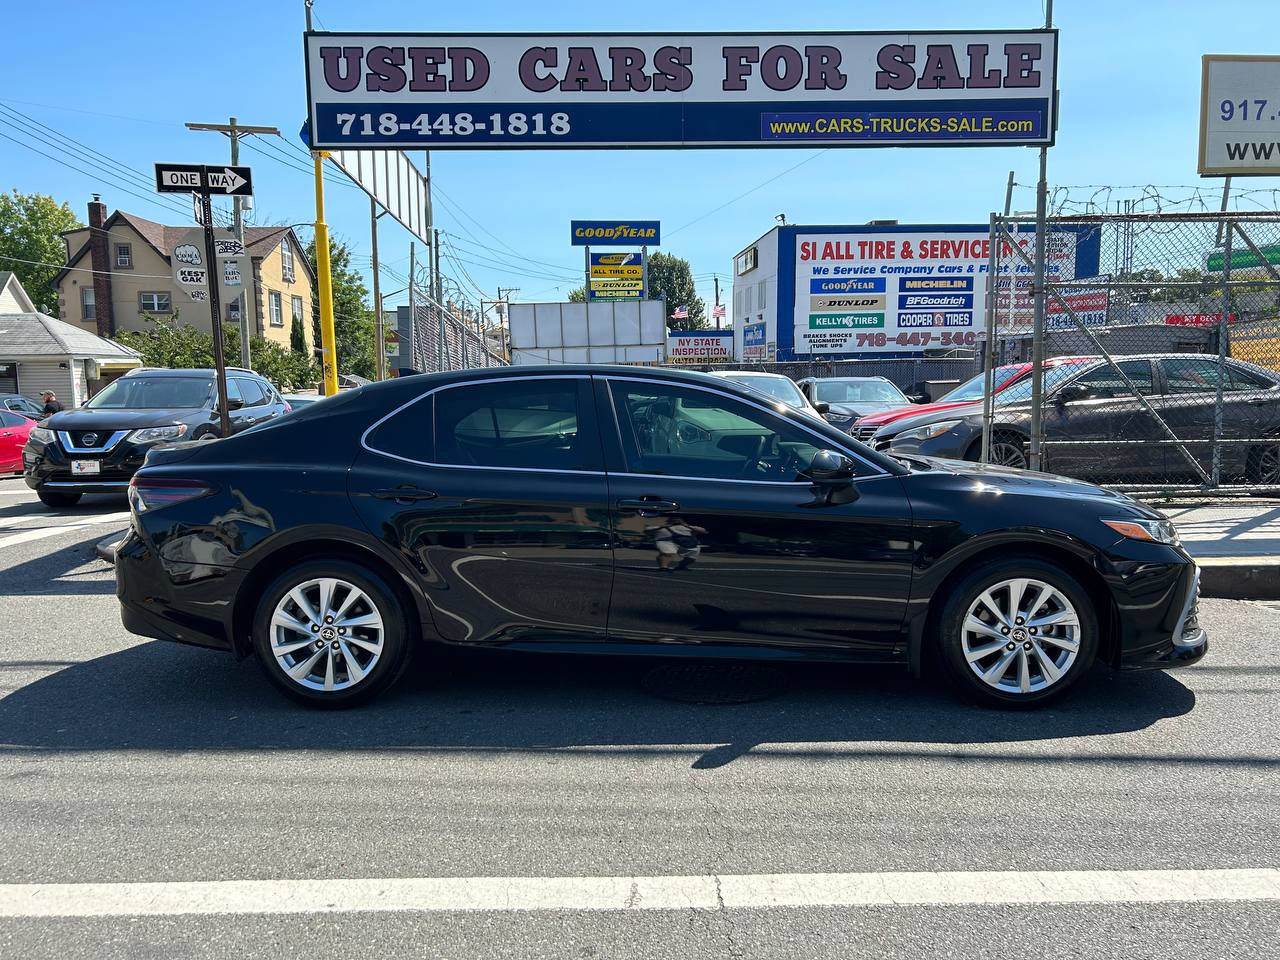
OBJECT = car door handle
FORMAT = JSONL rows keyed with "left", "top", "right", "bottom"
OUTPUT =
{"left": 618, "top": 497, "right": 680, "bottom": 516}
{"left": 373, "top": 486, "right": 438, "bottom": 504}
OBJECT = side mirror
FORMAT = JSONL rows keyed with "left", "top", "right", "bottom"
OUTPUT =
{"left": 806, "top": 448, "right": 855, "bottom": 483}
{"left": 813, "top": 401, "right": 831, "bottom": 415}
{"left": 907, "top": 392, "right": 930, "bottom": 404}
{"left": 223, "top": 397, "right": 245, "bottom": 411}
{"left": 1055, "top": 383, "right": 1090, "bottom": 406}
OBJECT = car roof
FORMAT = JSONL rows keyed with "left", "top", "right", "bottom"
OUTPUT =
{"left": 710, "top": 370, "right": 794, "bottom": 380}
{"left": 122, "top": 367, "right": 265, "bottom": 379}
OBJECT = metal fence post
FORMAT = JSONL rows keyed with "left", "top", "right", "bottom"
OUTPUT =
{"left": 981, "top": 212, "right": 999, "bottom": 463}
{"left": 1212, "top": 219, "right": 1233, "bottom": 487}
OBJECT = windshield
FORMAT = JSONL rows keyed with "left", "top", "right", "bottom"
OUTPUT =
{"left": 86, "top": 376, "right": 213, "bottom": 410}
{"left": 813, "top": 379, "right": 907, "bottom": 404}
{"left": 942, "top": 365, "right": 1025, "bottom": 402}
{"left": 997, "top": 361, "right": 1097, "bottom": 404}
{"left": 723, "top": 375, "right": 807, "bottom": 409}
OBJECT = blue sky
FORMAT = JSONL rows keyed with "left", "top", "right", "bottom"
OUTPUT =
{"left": 3, "top": 0, "right": 1278, "bottom": 313}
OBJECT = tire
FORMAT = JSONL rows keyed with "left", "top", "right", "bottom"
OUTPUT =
{"left": 1246, "top": 443, "right": 1280, "bottom": 485}
{"left": 935, "top": 557, "right": 1098, "bottom": 708}
{"left": 252, "top": 559, "right": 412, "bottom": 708}
{"left": 963, "top": 433, "right": 1028, "bottom": 469}
{"left": 37, "top": 488, "right": 82, "bottom": 508}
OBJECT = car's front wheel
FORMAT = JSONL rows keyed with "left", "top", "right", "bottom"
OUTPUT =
{"left": 936, "top": 558, "right": 1098, "bottom": 707}
{"left": 37, "top": 488, "right": 82, "bottom": 508}
{"left": 252, "top": 559, "right": 412, "bottom": 708}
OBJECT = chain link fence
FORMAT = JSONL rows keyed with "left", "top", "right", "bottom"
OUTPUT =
{"left": 670, "top": 358, "right": 983, "bottom": 401}
{"left": 983, "top": 211, "right": 1280, "bottom": 494}
{"left": 404, "top": 282, "right": 506, "bottom": 374}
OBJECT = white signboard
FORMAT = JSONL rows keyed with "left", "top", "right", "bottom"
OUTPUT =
{"left": 1199, "top": 55, "right": 1280, "bottom": 176}
{"left": 171, "top": 228, "right": 252, "bottom": 307}
{"left": 792, "top": 230, "right": 991, "bottom": 355}
{"left": 305, "top": 31, "right": 1056, "bottom": 150}
{"left": 666, "top": 331, "right": 733, "bottom": 364}
{"left": 327, "top": 148, "right": 432, "bottom": 246}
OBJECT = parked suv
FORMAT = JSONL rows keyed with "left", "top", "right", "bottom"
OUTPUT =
{"left": 23, "top": 367, "right": 287, "bottom": 507}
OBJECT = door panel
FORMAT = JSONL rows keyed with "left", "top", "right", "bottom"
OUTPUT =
{"left": 600, "top": 378, "right": 914, "bottom": 658}
{"left": 348, "top": 377, "right": 614, "bottom": 645}
{"left": 1043, "top": 359, "right": 1160, "bottom": 480}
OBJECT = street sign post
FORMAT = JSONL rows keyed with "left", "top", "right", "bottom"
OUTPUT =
{"left": 155, "top": 162, "right": 255, "bottom": 436}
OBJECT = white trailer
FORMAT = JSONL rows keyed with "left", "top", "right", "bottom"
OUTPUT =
{"left": 508, "top": 300, "right": 666, "bottom": 365}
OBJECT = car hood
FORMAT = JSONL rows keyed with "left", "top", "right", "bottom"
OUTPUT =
{"left": 43, "top": 408, "right": 205, "bottom": 431}
{"left": 856, "top": 399, "right": 972, "bottom": 427}
{"left": 903, "top": 455, "right": 1163, "bottom": 517}
{"left": 874, "top": 401, "right": 984, "bottom": 436}
{"left": 824, "top": 400, "right": 905, "bottom": 419}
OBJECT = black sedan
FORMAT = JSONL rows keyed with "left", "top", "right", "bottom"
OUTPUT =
{"left": 873, "top": 354, "right": 1280, "bottom": 483}
{"left": 114, "top": 365, "right": 1206, "bottom": 709}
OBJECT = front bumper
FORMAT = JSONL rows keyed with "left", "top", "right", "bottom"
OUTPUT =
{"left": 1118, "top": 564, "right": 1209, "bottom": 671}
{"left": 24, "top": 434, "right": 151, "bottom": 494}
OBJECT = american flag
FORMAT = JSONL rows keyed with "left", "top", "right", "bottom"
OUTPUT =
{"left": 712, "top": 303, "right": 725, "bottom": 319}
{"left": 671, "top": 305, "right": 689, "bottom": 319}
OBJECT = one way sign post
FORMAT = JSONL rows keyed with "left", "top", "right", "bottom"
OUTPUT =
{"left": 153, "top": 161, "right": 255, "bottom": 435}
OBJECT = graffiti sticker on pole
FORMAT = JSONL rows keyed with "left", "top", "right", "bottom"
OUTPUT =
{"left": 304, "top": 31, "right": 1057, "bottom": 150}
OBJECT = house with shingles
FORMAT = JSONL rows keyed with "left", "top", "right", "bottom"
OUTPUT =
{"left": 53, "top": 195, "right": 316, "bottom": 352}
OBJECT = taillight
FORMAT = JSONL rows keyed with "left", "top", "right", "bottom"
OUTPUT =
{"left": 128, "top": 476, "right": 213, "bottom": 513}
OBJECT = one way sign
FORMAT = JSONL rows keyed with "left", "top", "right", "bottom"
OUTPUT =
{"left": 154, "top": 163, "right": 253, "bottom": 197}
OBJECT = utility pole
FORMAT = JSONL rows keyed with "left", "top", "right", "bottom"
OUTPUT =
{"left": 185, "top": 118, "right": 280, "bottom": 368}
{"left": 432, "top": 228, "right": 442, "bottom": 304}
{"left": 303, "top": 0, "right": 338, "bottom": 395}
{"left": 408, "top": 241, "right": 416, "bottom": 371}
{"left": 370, "top": 199, "right": 386, "bottom": 380}
{"left": 713, "top": 275, "right": 721, "bottom": 330}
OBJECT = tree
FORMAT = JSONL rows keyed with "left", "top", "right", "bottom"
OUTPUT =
{"left": 646, "top": 252, "right": 707, "bottom": 330}
{"left": 0, "top": 190, "right": 81, "bottom": 313}
{"left": 114, "top": 314, "right": 319, "bottom": 390}
{"left": 304, "top": 235, "right": 376, "bottom": 378}
{"left": 567, "top": 286, "right": 586, "bottom": 303}
{"left": 290, "top": 307, "right": 307, "bottom": 355}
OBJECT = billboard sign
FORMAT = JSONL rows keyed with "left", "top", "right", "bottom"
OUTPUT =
{"left": 328, "top": 147, "right": 432, "bottom": 246}
{"left": 304, "top": 31, "right": 1057, "bottom": 150}
{"left": 1046, "top": 288, "right": 1109, "bottom": 330}
{"left": 1199, "top": 55, "right": 1280, "bottom": 176}
{"left": 666, "top": 330, "right": 733, "bottom": 364}
{"left": 588, "top": 251, "right": 644, "bottom": 301}
{"left": 572, "top": 221, "right": 660, "bottom": 246}
{"left": 742, "top": 321, "right": 767, "bottom": 359}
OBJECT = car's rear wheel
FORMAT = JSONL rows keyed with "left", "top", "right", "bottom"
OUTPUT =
{"left": 37, "top": 488, "right": 81, "bottom": 508}
{"left": 936, "top": 558, "right": 1098, "bottom": 707}
{"left": 964, "top": 432, "right": 1029, "bottom": 469}
{"left": 252, "top": 559, "right": 411, "bottom": 708}
{"left": 1246, "top": 443, "right": 1280, "bottom": 485}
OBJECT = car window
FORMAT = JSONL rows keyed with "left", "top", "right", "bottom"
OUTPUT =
{"left": 236, "top": 378, "right": 267, "bottom": 406}
{"left": 997, "top": 363, "right": 1094, "bottom": 404}
{"left": 85, "top": 376, "right": 214, "bottom": 409}
{"left": 223, "top": 378, "right": 243, "bottom": 404}
{"left": 1064, "top": 359, "right": 1154, "bottom": 399}
{"left": 0, "top": 410, "right": 23, "bottom": 427}
{"left": 813, "top": 379, "right": 907, "bottom": 404}
{"left": 721, "top": 375, "right": 807, "bottom": 409}
{"left": 943, "top": 365, "right": 1023, "bottom": 402}
{"left": 608, "top": 381, "right": 826, "bottom": 481}
{"left": 433, "top": 379, "right": 598, "bottom": 471}
{"left": 1228, "top": 365, "right": 1275, "bottom": 390}
{"left": 1161, "top": 358, "right": 1262, "bottom": 395}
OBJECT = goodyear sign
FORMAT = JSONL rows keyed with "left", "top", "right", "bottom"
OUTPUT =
{"left": 572, "top": 220, "right": 660, "bottom": 246}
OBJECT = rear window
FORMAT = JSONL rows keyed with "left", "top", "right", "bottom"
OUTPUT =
{"left": 86, "top": 376, "right": 213, "bottom": 409}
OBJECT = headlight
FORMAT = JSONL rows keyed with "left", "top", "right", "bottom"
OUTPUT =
{"left": 894, "top": 419, "right": 962, "bottom": 442}
{"left": 29, "top": 426, "right": 54, "bottom": 444}
{"left": 1102, "top": 518, "right": 1181, "bottom": 545}
{"left": 128, "top": 424, "right": 188, "bottom": 444}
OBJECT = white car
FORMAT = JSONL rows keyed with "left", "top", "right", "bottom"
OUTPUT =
{"left": 710, "top": 370, "right": 829, "bottom": 422}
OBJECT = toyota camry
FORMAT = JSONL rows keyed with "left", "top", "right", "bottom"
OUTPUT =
{"left": 114, "top": 366, "right": 1206, "bottom": 709}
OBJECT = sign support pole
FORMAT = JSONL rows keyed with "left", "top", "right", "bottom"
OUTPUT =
{"left": 1028, "top": 0, "right": 1054, "bottom": 473}
{"left": 313, "top": 152, "right": 339, "bottom": 396}
{"left": 584, "top": 246, "right": 591, "bottom": 302}
{"left": 199, "top": 190, "right": 232, "bottom": 438}
{"left": 371, "top": 197, "right": 385, "bottom": 380}
{"left": 641, "top": 245, "right": 649, "bottom": 301}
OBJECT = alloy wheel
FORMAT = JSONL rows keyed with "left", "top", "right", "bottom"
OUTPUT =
{"left": 960, "top": 577, "right": 1080, "bottom": 695}
{"left": 1256, "top": 444, "right": 1280, "bottom": 484}
{"left": 269, "top": 577, "right": 385, "bottom": 691}
{"left": 990, "top": 439, "right": 1028, "bottom": 470}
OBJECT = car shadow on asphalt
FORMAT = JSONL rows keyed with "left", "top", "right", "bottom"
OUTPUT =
{"left": 0, "top": 640, "right": 1208, "bottom": 769}
{"left": 0, "top": 527, "right": 121, "bottom": 596}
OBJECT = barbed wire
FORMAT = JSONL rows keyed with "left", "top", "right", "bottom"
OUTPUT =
{"left": 1008, "top": 182, "right": 1280, "bottom": 217}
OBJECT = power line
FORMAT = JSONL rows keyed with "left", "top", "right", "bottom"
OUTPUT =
{"left": 667, "top": 149, "right": 831, "bottom": 237}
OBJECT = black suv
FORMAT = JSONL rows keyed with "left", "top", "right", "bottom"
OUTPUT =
{"left": 23, "top": 367, "right": 287, "bottom": 507}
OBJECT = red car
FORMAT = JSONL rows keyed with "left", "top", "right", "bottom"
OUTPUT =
{"left": 0, "top": 410, "right": 37, "bottom": 473}
{"left": 852, "top": 358, "right": 1096, "bottom": 440}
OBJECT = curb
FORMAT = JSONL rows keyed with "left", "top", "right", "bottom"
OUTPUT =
{"left": 1196, "top": 557, "right": 1280, "bottom": 600}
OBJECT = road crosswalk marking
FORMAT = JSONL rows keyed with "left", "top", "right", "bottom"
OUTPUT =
{"left": 0, "top": 869, "right": 1276, "bottom": 918}
{"left": 0, "top": 512, "right": 130, "bottom": 549}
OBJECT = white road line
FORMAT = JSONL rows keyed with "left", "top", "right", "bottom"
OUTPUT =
{"left": 0, "top": 869, "right": 1277, "bottom": 918}
{"left": 0, "top": 512, "right": 130, "bottom": 549}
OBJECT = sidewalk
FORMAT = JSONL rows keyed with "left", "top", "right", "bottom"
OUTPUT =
{"left": 1160, "top": 501, "right": 1280, "bottom": 599}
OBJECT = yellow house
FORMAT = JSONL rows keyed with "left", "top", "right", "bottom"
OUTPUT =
{"left": 54, "top": 196, "right": 315, "bottom": 353}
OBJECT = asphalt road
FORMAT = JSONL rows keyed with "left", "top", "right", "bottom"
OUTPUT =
{"left": 0, "top": 475, "right": 1277, "bottom": 958}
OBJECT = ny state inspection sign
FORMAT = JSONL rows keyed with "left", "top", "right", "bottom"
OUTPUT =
{"left": 304, "top": 30, "right": 1057, "bottom": 150}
